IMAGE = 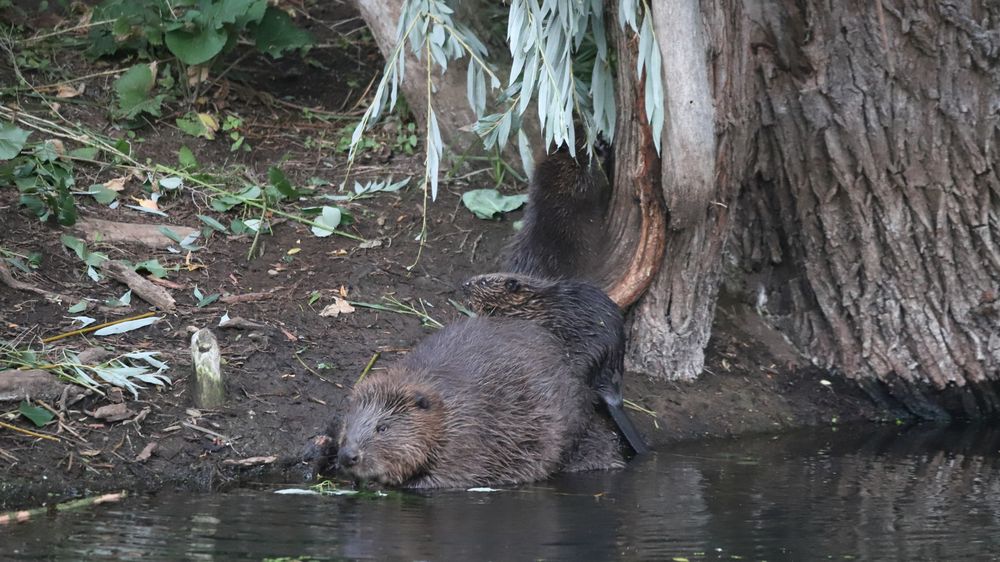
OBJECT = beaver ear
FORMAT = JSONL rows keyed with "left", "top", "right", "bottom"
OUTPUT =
{"left": 505, "top": 278, "right": 520, "bottom": 292}
{"left": 413, "top": 391, "right": 433, "bottom": 410}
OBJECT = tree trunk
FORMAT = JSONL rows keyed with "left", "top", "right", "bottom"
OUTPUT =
{"left": 728, "top": 1, "right": 1000, "bottom": 417}
{"left": 618, "top": 1, "right": 757, "bottom": 380}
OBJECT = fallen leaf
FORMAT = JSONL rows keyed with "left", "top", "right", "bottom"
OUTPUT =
{"left": 135, "top": 441, "right": 158, "bottom": 462}
{"left": 319, "top": 297, "right": 355, "bottom": 317}
{"left": 90, "top": 403, "right": 134, "bottom": 423}
{"left": 48, "top": 139, "right": 65, "bottom": 157}
{"left": 103, "top": 176, "right": 128, "bottom": 192}
{"left": 78, "top": 449, "right": 102, "bottom": 457}
{"left": 134, "top": 197, "right": 160, "bottom": 211}
{"left": 56, "top": 83, "right": 85, "bottom": 98}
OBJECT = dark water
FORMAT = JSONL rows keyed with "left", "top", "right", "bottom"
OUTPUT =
{"left": 7, "top": 424, "right": 1000, "bottom": 561}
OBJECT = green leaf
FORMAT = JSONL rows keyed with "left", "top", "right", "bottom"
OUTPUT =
{"left": 69, "top": 147, "right": 99, "bottom": 161}
{"left": 197, "top": 214, "right": 227, "bottom": 232}
{"left": 115, "top": 64, "right": 163, "bottom": 119}
{"left": 176, "top": 113, "right": 213, "bottom": 139}
{"left": 60, "top": 234, "right": 86, "bottom": 257}
{"left": 0, "top": 122, "right": 30, "bottom": 160}
{"left": 311, "top": 206, "right": 341, "bottom": 237}
{"left": 267, "top": 166, "right": 297, "bottom": 199}
{"left": 178, "top": 146, "right": 198, "bottom": 169}
{"left": 461, "top": 189, "right": 528, "bottom": 219}
{"left": 165, "top": 25, "right": 229, "bottom": 65}
{"left": 89, "top": 185, "right": 118, "bottom": 205}
{"left": 252, "top": 7, "right": 313, "bottom": 58}
{"left": 135, "top": 259, "right": 168, "bottom": 278}
{"left": 68, "top": 300, "right": 88, "bottom": 313}
{"left": 19, "top": 400, "right": 54, "bottom": 427}
{"left": 159, "top": 226, "right": 183, "bottom": 243}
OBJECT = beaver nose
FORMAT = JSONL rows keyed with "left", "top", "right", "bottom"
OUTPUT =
{"left": 338, "top": 446, "right": 360, "bottom": 468}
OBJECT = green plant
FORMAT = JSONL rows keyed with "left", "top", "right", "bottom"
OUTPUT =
{"left": 222, "top": 114, "right": 249, "bottom": 152}
{"left": 0, "top": 123, "right": 77, "bottom": 225}
{"left": 87, "top": 0, "right": 313, "bottom": 66}
{"left": 394, "top": 122, "right": 419, "bottom": 154}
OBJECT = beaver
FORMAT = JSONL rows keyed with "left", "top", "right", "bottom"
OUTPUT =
{"left": 462, "top": 272, "right": 649, "bottom": 455}
{"left": 504, "top": 143, "right": 612, "bottom": 281}
{"left": 326, "top": 317, "right": 621, "bottom": 488}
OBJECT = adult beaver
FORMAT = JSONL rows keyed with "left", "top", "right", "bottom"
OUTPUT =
{"left": 462, "top": 272, "right": 649, "bottom": 455}
{"left": 329, "top": 317, "right": 620, "bottom": 488}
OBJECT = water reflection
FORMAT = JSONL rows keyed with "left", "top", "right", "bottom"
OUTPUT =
{"left": 7, "top": 424, "right": 1000, "bottom": 560}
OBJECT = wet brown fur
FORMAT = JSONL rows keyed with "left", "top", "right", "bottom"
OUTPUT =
{"left": 336, "top": 317, "right": 603, "bottom": 488}
{"left": 462, "top": 272, "right": 649, "bottom": 454}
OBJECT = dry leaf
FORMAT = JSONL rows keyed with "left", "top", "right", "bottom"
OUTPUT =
{"left": 197, "top": 112, "right": 219, "bottom": 133}
{"left": 135, "top": 441, "right": 158, "bottom": 462}
{"left": 104, "top": 176, "right": 128, "bottom": 192}
{"left": 78, "top": 449, "right": 102, "bottom": 457}
{"left": 186, "top": 65, "right": 210, "bottom": 86}
{"left": 55, "top": 83, "right": 85, "bottom": 98}
{"left": 133, "top": 197, "right": 160, "bottom": 211}
{"left": 319, "top": 297, "right": 355, "bottom": 317}
{"left": 47, "top": 139, "right": 65, "bottom": 157}
{"left": 338, "top": 285, "right": 349, "bottom": 298}
{"left": 90, "top": 402, "right": 134, "bottom": 423}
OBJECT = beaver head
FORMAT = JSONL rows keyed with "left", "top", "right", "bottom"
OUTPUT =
{"left": 461, "top": 273, "right": 550, "bottom": 315}
{"left": 338, "top": 375, "right": 445, "bottom": 486}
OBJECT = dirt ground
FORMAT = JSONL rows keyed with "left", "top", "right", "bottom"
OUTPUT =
{"left": 0, "top": 2, "right": 884, "bottom": 511}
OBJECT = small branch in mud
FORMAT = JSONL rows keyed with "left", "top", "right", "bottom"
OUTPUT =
{"left": 0, "top": 259, "right": 72, "bottom": 305}
{"left": 0, "top": 420, "right": 61, "bottom": 442}
{"left": 102, "top": 261, "right": 176, "bottom": 312}
{"left": 41, "top": 311, "right": 157, "bottom": 344}
{"left": 0, "top": 492, "right": 126, "bottom": 525}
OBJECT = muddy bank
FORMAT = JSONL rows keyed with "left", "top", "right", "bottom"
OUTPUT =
{"left": 0, "top": 2, "right": 883, "bottom": 512}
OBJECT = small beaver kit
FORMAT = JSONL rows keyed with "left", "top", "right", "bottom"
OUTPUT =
{"left": 462, "top": 272, "right": 649, "bottom": 455}
{"left": 315, "top": 317, "right": 621, "bottom": 489}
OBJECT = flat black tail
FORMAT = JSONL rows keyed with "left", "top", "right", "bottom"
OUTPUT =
{"left": 607, "top": 403, "right": 650, "bottom": 455}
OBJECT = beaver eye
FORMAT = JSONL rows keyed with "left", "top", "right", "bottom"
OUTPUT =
{"left": 376, "top": 424, "right": 388, "bottom": 433}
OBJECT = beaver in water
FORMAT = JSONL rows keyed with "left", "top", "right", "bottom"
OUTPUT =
{"left": 326, "top": 317, "right": 621, "bottom": 488}
{"left": 462, "top": 272, "right": 649, "bottom": 455}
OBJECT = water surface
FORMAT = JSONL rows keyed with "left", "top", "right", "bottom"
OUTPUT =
{"left": 7, "top": 424, "right": 1000, "bottom": 560}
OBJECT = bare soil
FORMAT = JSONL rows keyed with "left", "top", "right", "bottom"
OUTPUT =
{"left": 0, "top": 2, "right": 883, "bottom": 511}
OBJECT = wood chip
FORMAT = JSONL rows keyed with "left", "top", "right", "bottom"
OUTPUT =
{"left": 220, "top": 455, "right": 277, "bottom": 467}
{"left": 134, "top": 442, "right": 158, "bottom": 462}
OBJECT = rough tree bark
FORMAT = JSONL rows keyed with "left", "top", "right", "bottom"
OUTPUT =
{"left": 729, "top": 1, "right": 1000, "bottom": 417}
{"left": 617, "top": 1, "right": 757, "bottom": 380}
{"left": 353, "top": 0, "right": 1000, "bottom": 417}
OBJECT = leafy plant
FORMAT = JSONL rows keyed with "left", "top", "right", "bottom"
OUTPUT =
{"left": 1, "top": 124, "right": 80, "bottom": 226}
{"left": 0, "top": 347, "right": 172, "bottom": 400}
{"left": 394, "top": 122, "right": 419, "bottom": 154}
{"left": 222, "top": 114, "right": 249, "bottom": 152}
{"left": 115, "top": 63, "right": 165, "bottom": 119}
{"left": 87, "top": 0, "right": 313, "bottom": 65}
{"left": 461, "top": 188, "right": 527, "bottom": 219}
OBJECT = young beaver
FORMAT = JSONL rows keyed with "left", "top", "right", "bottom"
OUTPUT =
{"left": 504, "top": 145, "right": 611, "bottom": 281}
{"left": 462, "top": 272, "right": 650, "bottom": 455}
{"left": 334, "top": 317, "right": 614, "bottom": 488}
